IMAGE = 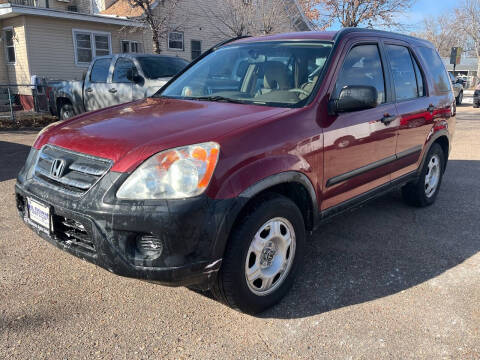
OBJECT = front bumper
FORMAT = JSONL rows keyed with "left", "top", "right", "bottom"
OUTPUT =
{"left": 16, "top": 161, "right": 235, "bottom": 288}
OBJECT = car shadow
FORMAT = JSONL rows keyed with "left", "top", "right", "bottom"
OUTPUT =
{"left": 195, "top": 160, "right": 480, "bottom": 318}
{"left": 260, "top": 159, "right": 480, "bottom": 319}
{"left": 0, "top": 141, "right": 31, "bottom": 182}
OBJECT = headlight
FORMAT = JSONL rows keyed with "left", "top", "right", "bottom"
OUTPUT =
{"left": 116, "top": 142, "right": 220, "bottom": 200}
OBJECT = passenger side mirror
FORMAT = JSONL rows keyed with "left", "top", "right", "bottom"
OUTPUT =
{"left": 328, "top": 85, "right": 378, "bottom": 115}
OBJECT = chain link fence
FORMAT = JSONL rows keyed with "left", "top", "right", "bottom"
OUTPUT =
{"left": 0, "top": 84, "right": 53, "bottom": 123}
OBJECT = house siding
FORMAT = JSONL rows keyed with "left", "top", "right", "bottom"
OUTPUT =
{"left": 149, "top": 0, "right": 300, "bottom": 61}
{"left": 1, "top": 16, "right": 31, "bottom": 95}
{"left": 25, "top": 16, "right": 148, "bottom": 80}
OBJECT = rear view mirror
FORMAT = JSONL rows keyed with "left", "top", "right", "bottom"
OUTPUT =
{"left": 328, "top": 85, "right": 378, "bottom": 115}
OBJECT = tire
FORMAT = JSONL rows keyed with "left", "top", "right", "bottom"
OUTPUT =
{"left": 456, "top": 91, "right": 463, "bottom": 105}
{"left": 59, "top": 102, "right": 74, "bottom": 120}
{"left": 212, "top": 194, "right": 305, "bottom": 314}
{"left": 401, "top": 143, "right": 445, "bottom": 207}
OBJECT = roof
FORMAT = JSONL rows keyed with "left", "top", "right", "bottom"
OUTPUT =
{"left": 0, "top": 3, "right": 144, "bottom": 26}
{"left": 232, "top": 28, "right": 434, "bottom": 48}
{"left": 232, "top": 31, "right": 338, "bottom": 44}
{"left": 101, "top": 0, "right": 154, "bottom": 17}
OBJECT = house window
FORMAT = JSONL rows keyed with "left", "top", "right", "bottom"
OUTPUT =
{"left": 191, "top": 40, "right": 201, "bottom": 60}
{"left": 121, "top": 40, "right": 142, "bottom": 53}
{"left": 73, "top": 30, "right": 112, "bottom": 66}
{"left": 3, "top": 28, "right": 15, "bottom": 64}
{"left": 168, "top": 31, "right": 184, "bottom": 50}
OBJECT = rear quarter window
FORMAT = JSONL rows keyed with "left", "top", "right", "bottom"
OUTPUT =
{"left": 416, "top": 47, "right": 451, "bottom": 94}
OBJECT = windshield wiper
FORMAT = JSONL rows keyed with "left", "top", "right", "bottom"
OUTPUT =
{"left": 190, "top": 96, "right": 247, "bottom": 104}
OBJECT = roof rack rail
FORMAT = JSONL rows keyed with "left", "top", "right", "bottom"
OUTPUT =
{"left": 211, "top": 35, "right": 252, "bottom": 50}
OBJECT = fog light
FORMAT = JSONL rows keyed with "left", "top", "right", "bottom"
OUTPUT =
{"left": 136, "top": 235, "right": 164, "bottom": 258}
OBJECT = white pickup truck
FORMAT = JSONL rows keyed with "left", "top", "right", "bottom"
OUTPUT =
{"left": 49, "top": 54, "right": 189, "bottom": 120}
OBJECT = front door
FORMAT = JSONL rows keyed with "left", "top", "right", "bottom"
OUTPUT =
{"left": 111, "top": 57, "right": 135, "bottom": 105}
{"left": 84, "top": 57, "right": 114, "bottom": 112}
{"left": 322, "top": 42, "right": 398, "bottom": 210}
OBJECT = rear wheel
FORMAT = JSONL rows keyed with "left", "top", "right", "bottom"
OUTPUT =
{"left": 402, "top": 143, "right": 445, "bottom": 207}
{"left": 213, "top": 194, "right": 305, "bottom": 314}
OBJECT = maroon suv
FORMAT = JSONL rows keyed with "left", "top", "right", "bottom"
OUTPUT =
{"left": 16, "top": 29, "right": 455, "bottom": 314}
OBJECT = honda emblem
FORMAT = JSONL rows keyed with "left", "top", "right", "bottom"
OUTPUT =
{"left": 50, "top": 159, "right": 66, "bottom": 178}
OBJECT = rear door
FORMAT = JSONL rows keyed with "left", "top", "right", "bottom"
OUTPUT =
{"left": 386, "top": 43, "right": 447, "bottom": 179}
{"left": 322, "top": 40, "right": 399, "bottom": 210}
{"left": 84, "top": 57, "right": 114, "bottom": 111}
{"left": 111, "top": 57, "right": 135, "bottom": 105}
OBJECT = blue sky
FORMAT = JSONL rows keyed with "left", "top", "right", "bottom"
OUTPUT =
{"left": 397, "top": 0, "right": 457, "bottom": 30}
{"left": 325, "top": 0, "right": 457, "bottom": 31}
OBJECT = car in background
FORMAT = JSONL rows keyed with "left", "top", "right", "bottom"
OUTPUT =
{"left": 449, "top": 73, "right": 464, "bottom": 105}
{"left": 473, "top": 84, "right": 480, "bottom": 108}
{"left": 49, "top": 54, "right": 189, "bottom": 119}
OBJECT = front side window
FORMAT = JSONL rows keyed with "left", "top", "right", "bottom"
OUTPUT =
{"left": 3, "top": 28, "right": 15, "bottom": 63}
{"left": 334, "top": 44, "right": 386, "bottom": 105}
{"left": 160, "top": 41, "right": 333, "bottom": 108}
{"left": 168, "top": 32, "right": 184, "bottom": 50}
{"left": 90, "top": 58, "right": 111, "bottom": 83}
{"left": 386, "top": 44, "right": 419, "bottom": 101}
{"left": 113, "top": 58, "right": 136, "bottom": 83}
{"left": 74, "top": 31, "right": 112, "bottom": 65}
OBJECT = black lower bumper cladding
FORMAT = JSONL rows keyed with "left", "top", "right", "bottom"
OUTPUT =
{"left": 16, "top": 156, "right": 235, "bottom": 288}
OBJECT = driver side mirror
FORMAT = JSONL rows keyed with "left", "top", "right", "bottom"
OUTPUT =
{"left": 127, "top": 69, "right": 144, "bottom": 85}
{"left": 328, "top": 85, "right": 378, "bottom": 115}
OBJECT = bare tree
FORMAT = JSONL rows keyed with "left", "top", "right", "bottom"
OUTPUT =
{"left": 412, "top": 15, "right": 467, "bottom": 58}
{"left": 455, "top": 0, "right": 480, "bottom": 83}
{"left": 199, "top": 0, "right": 255, "bottom": 37}
{"left": 127, "top": 0, "right": 181, "bottom": 54}
{"left": 300, "top": 0, "right": 415, "bottom": 30}
{"left": 256, "top": 0, "right": 290, "bottom": 35}
{"left": 199, "top": 0, "right": 293, "bottom": 38}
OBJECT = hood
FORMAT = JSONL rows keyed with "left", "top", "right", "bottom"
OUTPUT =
{"left": 35, "top": 97, "right": 290, "bottom": 173}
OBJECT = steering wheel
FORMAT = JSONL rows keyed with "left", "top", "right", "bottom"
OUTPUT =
{"left": 288, "top": 88, "right": 310, "bottom": 96}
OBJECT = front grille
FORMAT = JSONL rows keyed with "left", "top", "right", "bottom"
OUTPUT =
{"left": 52, "top": 214, "right": 96, "bottom": 254}
{"left": 34, "top": 145, "right": 112, "bottom": 197}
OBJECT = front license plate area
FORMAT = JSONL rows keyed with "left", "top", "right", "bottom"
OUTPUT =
{"left": 27, "top": 198, "right": 51, "bottom": 234}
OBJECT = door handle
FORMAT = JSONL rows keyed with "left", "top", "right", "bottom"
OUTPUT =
{"left": 381, "top": 114, "right": 396, "bottom": 125}
{"left": 427, "top": 104, "right": 435, "bottom": 114}
{"left": 109, "top": 88, "right": 118, "bottom": 94}
{"left": 85, "top": 88, "right": 93, "bottom": 93}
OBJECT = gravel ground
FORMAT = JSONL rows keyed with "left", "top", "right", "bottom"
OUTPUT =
{"left": 1, "top": 105, "right": 479, "bottom": 359}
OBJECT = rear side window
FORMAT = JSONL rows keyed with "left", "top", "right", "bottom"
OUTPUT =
{"left": 386, "top": 45, "right": 420, "bottom": 101}
{"left": 90, "top": 58, "right": 111, "bottom": 83}
{"left": 417, "top": 47, "right": 451, "bottom": 93}
{"left": 335, "top": 44, "right": 386, "bottom": 105}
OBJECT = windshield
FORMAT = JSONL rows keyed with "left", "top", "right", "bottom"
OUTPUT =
{"left": 159, "top": 41, "right": 333, "bottom": 107}
{"left": 138, "top": 56, "right": 189, "bottom": 79}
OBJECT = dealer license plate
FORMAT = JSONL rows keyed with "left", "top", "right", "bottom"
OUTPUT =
{"left": 27, "top": 198, "right": 51, "bottom": 231}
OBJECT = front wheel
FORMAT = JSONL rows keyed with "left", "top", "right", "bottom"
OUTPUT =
{"left": 402, "top": 143, "right": 445, "bottom": 207}
{"left": 213, "top": 195, "right": 305, "bottom": 314}
{"left": 59, "top": 102, "right": 74, "bottom": 120}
